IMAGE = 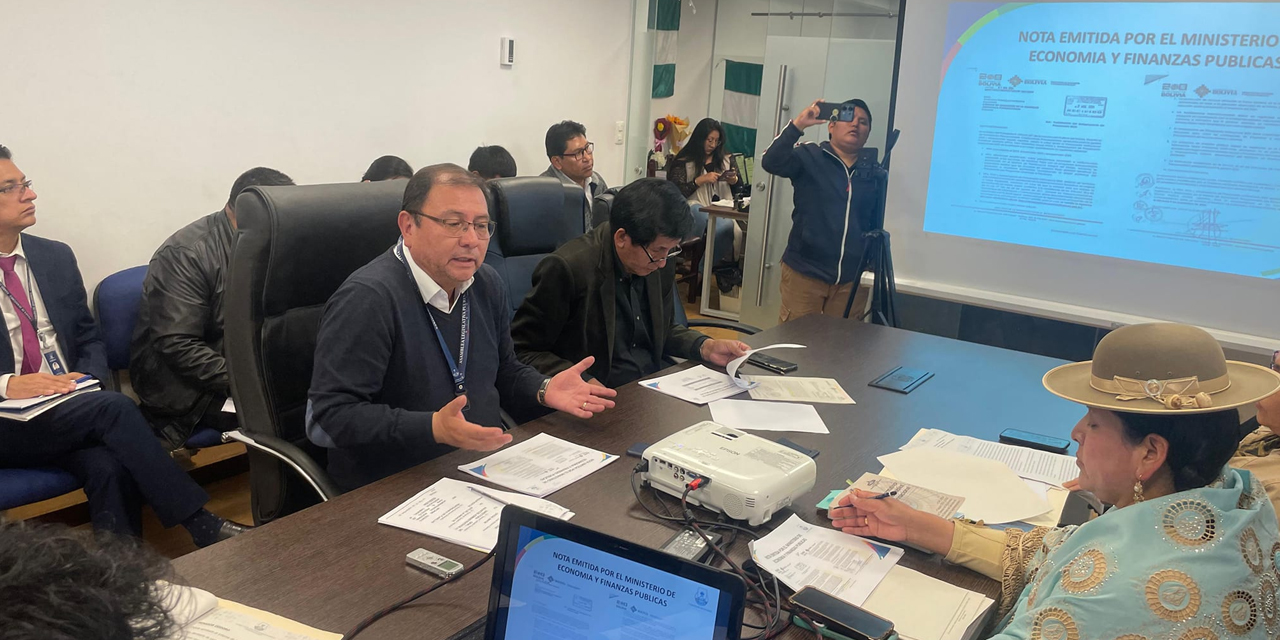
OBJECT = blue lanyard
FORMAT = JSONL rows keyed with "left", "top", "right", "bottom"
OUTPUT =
{"left": 395, "top": 241, "right": 469, "bottom": 396}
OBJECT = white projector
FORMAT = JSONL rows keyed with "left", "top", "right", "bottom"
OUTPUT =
{"left": 642, "top": 421, "right": 817, "bottom": 526}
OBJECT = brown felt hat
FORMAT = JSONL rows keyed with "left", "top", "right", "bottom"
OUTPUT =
{"left": 1043, "top": 323, "right": 1280, "bottom": 415}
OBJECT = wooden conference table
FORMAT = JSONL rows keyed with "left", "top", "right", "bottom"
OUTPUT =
{"left": 173, "top": 315, "right": 1083, "bottom": 639}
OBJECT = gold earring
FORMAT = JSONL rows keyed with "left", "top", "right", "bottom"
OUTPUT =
{"left": 1132, "top": 478, "right": 1145, "bottom": 503}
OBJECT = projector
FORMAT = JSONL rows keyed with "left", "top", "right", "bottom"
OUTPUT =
{"left": 642, "top": 421, "right": 817, "bottom": 526}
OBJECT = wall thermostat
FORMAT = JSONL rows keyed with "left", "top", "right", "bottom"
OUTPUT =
{"left": 499, "top": 37, "right": 515, "bottom": 67}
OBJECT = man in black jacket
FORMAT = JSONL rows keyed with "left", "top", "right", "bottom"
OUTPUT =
{"left": 512, "top": 179, "right": 748, "bottom": 387}
{"left": 761, "top": 98, "right": 877, "bottom": 323}
{"left": 130, "top": 167, "right": 294, "bottom": 448}
{"left": 0, "top": 145, "right": 247, "bottom": 544}
{"left": 307, "top": 164, "right": 617, "bottom": 491}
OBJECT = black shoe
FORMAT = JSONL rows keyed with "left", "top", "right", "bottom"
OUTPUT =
{"left": 213, "top": 520, "right": 253, "bottom": 544}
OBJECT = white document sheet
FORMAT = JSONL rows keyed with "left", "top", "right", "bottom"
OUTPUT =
{"left": 726, "top": 343, "right": 806, "bottom": 381}
{"left": 378, "top": 478, "right": 573, "bottom": 552}
{"left": 458, "top": 432, "right": 618, "bottom": 497}
{"left": 749, "top": 514, "right": 903, "bottom": 606}
{"left": 741, "top": 376, "right": 856, "bottom": 404}
{"left": 709, "top": 399, "right": 829, "bottom": 434}
{"left": 160, "top": 581, "right": 340, "bottom": 640}
{"left": 901, "top": 428, "right": 1078, "bottom": 487}
{"left": 878, "top": 448, "right": 1050, "bottom": 524}
{"left": 876, "top": 468, "right": 1069, "bottom": 529}
{"left": 862, "top": 566, "right": 993, "bottom": 640}
{"left": 638, "top": 365, "right": 752, "bottom": 404}
{"left": 846, "top": 473, "right": 966, "bottom": 519}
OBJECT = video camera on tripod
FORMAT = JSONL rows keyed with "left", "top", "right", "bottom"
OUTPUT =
{"left": 842, "top": 128, "right": 901, "bottom": 326}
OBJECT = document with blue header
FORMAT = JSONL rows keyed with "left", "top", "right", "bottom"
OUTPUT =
{"left": 459, "top": 433, "right": 618, "bottom": 497}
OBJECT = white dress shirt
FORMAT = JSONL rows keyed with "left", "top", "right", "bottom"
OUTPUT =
{"left": 0, "top": 237, "right": 68, "bottom": 398}
{"left": 400, "top": 240, "right": 474, "bottom": 314}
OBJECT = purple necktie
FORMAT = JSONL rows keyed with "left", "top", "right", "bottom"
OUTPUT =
{"left": 0, "top": 256, "right": 42, "bottom": 375}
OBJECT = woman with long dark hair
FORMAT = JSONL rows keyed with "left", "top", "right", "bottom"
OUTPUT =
{"left": 665, "top": 118, "right": 738, "bottom": 207}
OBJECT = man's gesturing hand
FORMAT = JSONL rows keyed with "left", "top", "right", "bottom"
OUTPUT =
{"left": 544, "top": 356, "right": 618, "bottom": 419}
{"left": 431, "top": 395, "right": 512, "bottom": 451}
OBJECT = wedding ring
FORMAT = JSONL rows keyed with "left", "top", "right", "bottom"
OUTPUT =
{"left": 862, "top": 516, "right": 869, "bottom": 526}
{"left": 581, "top": 401, "right": 588, "bottom": 410}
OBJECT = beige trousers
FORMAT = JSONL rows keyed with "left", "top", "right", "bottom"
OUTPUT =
{"left": 778, "top": 262, "right": 870, "bottom": 323}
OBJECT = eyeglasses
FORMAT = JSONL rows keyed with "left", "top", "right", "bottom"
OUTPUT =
{"left": 558, "top": 142, "right": 595, "bottom": 161}
{"left": 413, "top": 213, "right": 496, "bottom": 239}
{"left": 0, "top": 180, "right": 32, "bottom": 198}
{"left": 642, "top": 243, "right": 682, "bottom": 264}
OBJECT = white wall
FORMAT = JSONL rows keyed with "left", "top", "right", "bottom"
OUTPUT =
{"left": 0, "top": 0, "right": 635, "bottom": 290}
{"left": 648, "top": 0, "right": 719, "bottom": 148}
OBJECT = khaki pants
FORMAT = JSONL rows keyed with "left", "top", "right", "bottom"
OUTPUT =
{"left": 778, "top": 262, "right": 870, "bottom": 323}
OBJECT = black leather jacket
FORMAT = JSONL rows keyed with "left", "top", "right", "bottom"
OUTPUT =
{"left": 130, "top": 211, "right": 235, "bottom": 430}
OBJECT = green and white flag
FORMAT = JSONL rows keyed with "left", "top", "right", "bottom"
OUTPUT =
{"left": 722, "top": 60, "right": 763, "bottom": 157}
{"left": 651, "top": 0, "right": 680, "bottom": 98}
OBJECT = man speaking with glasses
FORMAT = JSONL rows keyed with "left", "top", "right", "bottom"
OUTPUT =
{"left": 512, "top": 179, "right": 748, "bottom": 388}
{"left": 307, "top": 164, "right": 617, "bottom": 491}
{"left": 541, "top": 120, "right": 608, "bottom": 230}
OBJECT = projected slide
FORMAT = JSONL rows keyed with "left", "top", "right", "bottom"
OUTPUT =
{"left": 502, "top": 527, "right": 725, "bottom": 639}
{"left": 923, "top": 2, "right": 1280, "bottom": 279}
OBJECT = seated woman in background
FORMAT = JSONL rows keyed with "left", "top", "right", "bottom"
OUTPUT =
{"left": 831, "top": 323, "right": 1280, "bottom": 638}
{"left": 664, "top": 118, "right": 738, "bottom": 207}
{"left": 1232, "top": 349, "right": 1280, "bottom": 517}
{"left": 360, "top": 155, "right": 413, "bottom": 182}
{"left": 665, "top": 118, "right": 741, "bottom": 267}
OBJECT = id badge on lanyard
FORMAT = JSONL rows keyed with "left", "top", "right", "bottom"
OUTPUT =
{"left": 39, "top": 331, "right": 66, "bottom": 376}
{"left": 395, "top": 240, "right": 471, "bottom": 412}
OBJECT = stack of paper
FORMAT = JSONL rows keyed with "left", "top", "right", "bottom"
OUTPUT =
{"left": 709, "top": 398, "right": 829, "bottom": 434}
{"left": 862, "top": 566, "right": 993, "bottom": 640}
{"left": 639, "top": 365, "right": 752, "bottom": 404}
{"left": 458, "top": 433, "right": 618, "bottom": 497}
{"left": 160, "top": 580, "right": 340, "bottom": 639}
{"left": 0, "top": 379, "right": 101, "bottom": 422}
{"left": 379, "top": 478, "right": 573, "bottom": 552}
{"left": 901, "top": 428, "right": 1077, "bottom": 487}
{"left": 638, "top": 344, "right": 809, "bottom": 405}
{"left": 741, "top": 375, "right": 855, "bottom": 404}
{"left": 878, "top": 449, "right": 1051, "bottom": 524}
{"left": 749, "top": 514, "right": 903, "bottom": 606}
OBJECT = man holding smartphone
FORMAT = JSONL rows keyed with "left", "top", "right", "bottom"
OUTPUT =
{"left": 761, "top": 98, "right": 876, "bottom": 323}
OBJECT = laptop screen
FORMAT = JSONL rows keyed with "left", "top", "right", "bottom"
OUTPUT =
{"left": 487, "top": 514, "right": 743, "bottom": 640}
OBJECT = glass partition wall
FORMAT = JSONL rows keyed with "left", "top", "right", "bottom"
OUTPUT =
{"left": 625, "top": 0, "right": 903, "bottom": 328}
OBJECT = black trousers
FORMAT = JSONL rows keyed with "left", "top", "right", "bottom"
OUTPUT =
{"left": 0, "top": 391, "right": 209, "bottom": 536}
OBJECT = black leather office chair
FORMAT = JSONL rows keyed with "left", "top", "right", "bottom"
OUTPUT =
{"left": 223, "top": 181, "right": 406, "bottom": 524}
{"left": 485, "top": 177, "right": 587, "bottom": 319}
{"left": 590, "top": 187, "right": 619, "bottom": 230}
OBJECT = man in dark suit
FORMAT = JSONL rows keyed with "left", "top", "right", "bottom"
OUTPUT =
{"left": 0, "top": 145, "right": 247, "bottom": 545}
{"left": 512, "top": 178, "right": 748, "bottom": 387}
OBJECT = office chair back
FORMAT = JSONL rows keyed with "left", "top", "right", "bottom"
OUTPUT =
{"left": 591, "top": 187, "right": 619, "bottom": 230}
{"left": 92, "top": 265, "right": 148, "bottom": 375}
{"left": 484, "top": 177, "right": 586, "bottom": 318}
{"left": 225, "top": 180, "right": 406, "bottom": 523}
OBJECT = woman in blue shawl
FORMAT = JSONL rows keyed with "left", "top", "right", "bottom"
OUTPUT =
{"left": 831, "top": 323, "right": 1280, "bottom": 638}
